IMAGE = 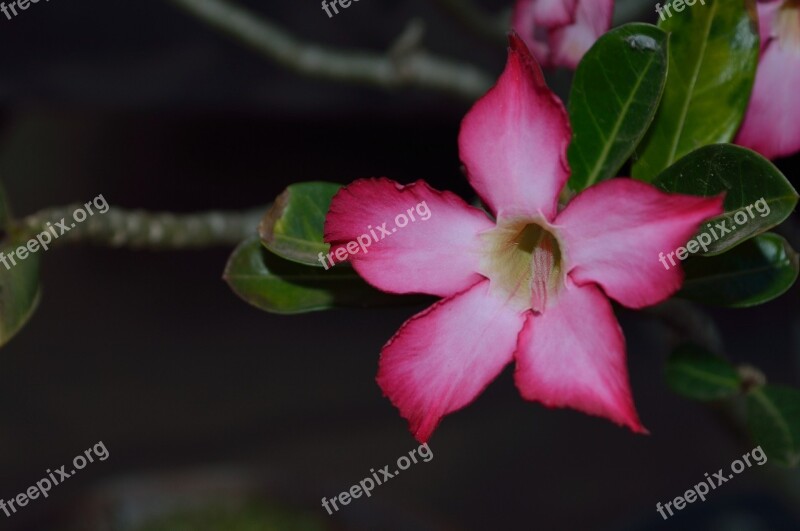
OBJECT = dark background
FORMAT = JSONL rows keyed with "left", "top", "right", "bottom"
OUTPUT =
{"left": 0, "top": 1, "right": 798, "bottom": 530}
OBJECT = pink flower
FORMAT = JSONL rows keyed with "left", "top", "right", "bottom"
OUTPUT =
{"left": 511, "top": 0, "right": 614, "bottom": 69}
{"left": 324, "top": 35, "right": 724, "bottom": 443}
{"left": 736, "top": 0, "right": 800, "bottom": 159}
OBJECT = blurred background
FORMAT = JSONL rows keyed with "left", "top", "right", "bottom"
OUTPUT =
{"left": 0, "top": 0, "right": 798, "bottom": 529}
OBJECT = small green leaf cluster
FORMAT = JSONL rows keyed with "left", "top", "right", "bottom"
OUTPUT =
{"left": 225, "top": 182, "right": 427, "bottom": 314}
{"left": 667, "top": 344, "right": 800, "bottom": 467}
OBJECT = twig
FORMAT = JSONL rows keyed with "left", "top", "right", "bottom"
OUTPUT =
{"left": 168, "top": 0, "right": 494, "bottom": 100}
{"left": 14, "top": 206, "right": 266, "bottom": 249}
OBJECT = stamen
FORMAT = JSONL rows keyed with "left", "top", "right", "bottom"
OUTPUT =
{"left": 479, "top": 219, "right": 565, "bottom": 312}
{"left": 530, "top": 234, "right": 560, "bottom": 313}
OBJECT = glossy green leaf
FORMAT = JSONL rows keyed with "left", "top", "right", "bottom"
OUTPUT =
{"left": 258, "top": 181, "right": 341, "bottom": 267}
{"left": 224, "top": 238, "right": 419, "bottom": 314}
{"left": 567, "top": 23, "right": 668, "bottom": 191}
{"left": 665, "top": 344, "right": 741, "bottom": 400}
{"left": 679, "top": 233, "right": 799, "bottom": 307}
{"left": 632, "top": 0, "right": 759, "bottom": 181}
{"left": 653, "top": 144, "right": 799, "bottom": 255}
{"left": 747, "top": 385, "right": 800, "bottom": 467}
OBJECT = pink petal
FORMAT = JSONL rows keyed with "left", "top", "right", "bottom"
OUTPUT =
{"left": 736, "top": 33, "right": 800, "bottom": 159}
{"left": 458, "top": 34, "right": 571, "bottom": 220}
{"left": 555, "top": 178, "right": 724, "bottom": 309}
{"left": 514, "top": 279, "right": 646, "bottom": 433}
{"left": 548, "top": 0, "right": 614, "bottom": 69}
{"left": 324, "top": 178, "right": 494, "bottom": 297}
{"left": 377, "top": 280, "right": 525, "bottom": 442}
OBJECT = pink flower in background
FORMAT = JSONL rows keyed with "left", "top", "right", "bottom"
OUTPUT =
{"left": 324, "top": 35, "right": 723, "bottom": 443}
{"left": 511, "top": 0, "right": 614, "bottom": 68}
{"left": 736, "top": 0, "right": 800, "bottom": 159}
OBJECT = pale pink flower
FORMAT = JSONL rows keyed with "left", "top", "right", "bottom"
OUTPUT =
{"left": 511, "top": 0, "right": 614, "bottom": 68}
{"left": 324, "top": 36, "right": 724, "bottom": 442}
{"left": 736, "top": 0, "right": 800, "bottom": 159}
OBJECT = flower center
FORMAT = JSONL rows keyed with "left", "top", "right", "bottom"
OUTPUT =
{"left": 478, "top": 218, "right": 565, "bottom": 313}
{"left": 777, "top": 0, "right": 800, "bottom": 50}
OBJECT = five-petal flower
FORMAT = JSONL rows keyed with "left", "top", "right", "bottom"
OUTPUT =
{"left": 324, "top": 35, "right": 724, "bottom": 443}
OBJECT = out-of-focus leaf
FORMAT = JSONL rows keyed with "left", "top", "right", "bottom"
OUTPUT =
{"left": 679, "top": 233, "right": 798, "bottom": 307}
{"left": 653, "top": 144, "right": 798, "bottom": 255}
{"left": 0, "top": 238, "right": 41, "bottom": 346}
{"left": 224, "top": 238, "right": 421, "bottom": 314}
{"left": 747, "top": 384, "right": 800, "bottom": 467}
{"left": 0, "top": 181, "right": 41, "bottom": 346}
{"left": 665, "top": 344, "right": 741, "bottom": 400}
{"left": 632, "top": 0, "right": 759, "bottom": 181}
{"left": 259, "top": 181, "right": 341, "bottom": 267}
{"left": 567, "top": 23, "right": 668, "bottom": 192}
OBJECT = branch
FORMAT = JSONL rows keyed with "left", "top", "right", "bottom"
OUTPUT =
{"left": 168, "top": 0, "right": 494, "bottom": 100}
{"left": 14, "top": 206, "right": 265, "bottom": 249}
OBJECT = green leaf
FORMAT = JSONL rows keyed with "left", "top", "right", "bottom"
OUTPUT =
{"left": 653, "top": 144, "right": 799, "bottom": 255}
{"left": 665, "top": 344, "right": 741, "bottom": 400}
{"left": 679, "top": 233, "right": 799, "bottom": 307}
{"left": 747, "top": 385, "right": 800, "bottom": 467}
{"left": 0, "top": 238, "right": 41, "bottom": 346}
{"left": 567, "top": 23, "right": 668, "bottom": 192}
{"left": 224, "top": 238, "right": 420, "bottom": 314}
{"left": 0, "top": 180, "right": 41, "bottom": 346}
{"left": 632, "top": 0, "right": 759, "bottom": 181}
{"left": 258, "top": 181, "right": 341, "bottom": 267}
